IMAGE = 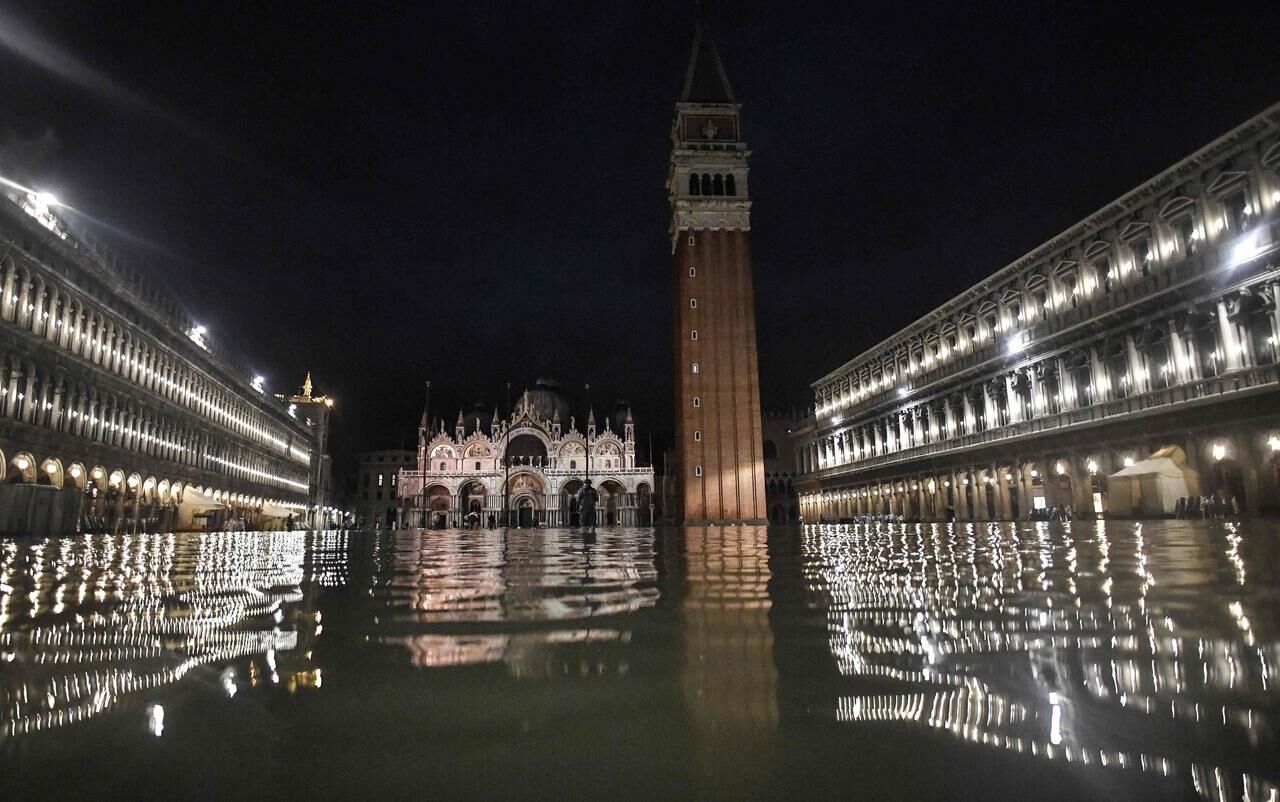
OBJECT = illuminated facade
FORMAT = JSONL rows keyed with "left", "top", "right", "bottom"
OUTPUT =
{"left": 396, "top": 380, "right": 655, "bottom": 528}
{"left": 0, "top": 180, "right": 325, "bottom": 533}
{"left": 669, "top": 8, "right": 768, "bottom": 525}
{"left": 795, "top": 103, "right": 1280, "bottom": 521}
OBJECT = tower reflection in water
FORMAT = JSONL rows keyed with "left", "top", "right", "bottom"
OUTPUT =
{"left": 0, "top": 531, "right": 340, "bottom": 739}
{"left": 681, "top": 525, "right": 778, "bottom": 791}
{"left": 378, "top": 528, "right": 660, "bottom": 679}
{"left": 806, "top": 521, "right": 1279, "bottom": 802}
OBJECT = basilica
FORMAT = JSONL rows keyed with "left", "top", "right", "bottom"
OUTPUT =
{"left": 395, "top": 379, "right": 655, "bottom": 528}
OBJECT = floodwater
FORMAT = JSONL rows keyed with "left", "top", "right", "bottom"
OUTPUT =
{"left": 1, "top": 523, "right": 1278, "bottom": 801}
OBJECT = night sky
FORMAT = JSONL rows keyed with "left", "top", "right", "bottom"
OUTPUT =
{"left": 1, "top": 1, "right": 1276, "bottom": 474}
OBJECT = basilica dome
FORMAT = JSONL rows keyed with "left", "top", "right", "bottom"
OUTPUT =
{"left": 521, "top": 377, "right": 572, "bottom": 424}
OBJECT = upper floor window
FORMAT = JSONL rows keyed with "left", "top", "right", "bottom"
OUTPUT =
{"left": 439, "top": 461, "right": 447, "bottom": 470}
{"left": 689, "top": 173, "right": 700, "bottom": 196}
{"left": 725, "top": 175, "right": 736, "bottom": 196}
{"left": 474, "top": 461, "right": 481, "bottom": 471}
{"left": 690, "top": 298, "right": 697, "bottom": 308}
{"left": 693, "top": 396, "right": 701, "bottom": 408}
{"left": 691, "top": 330, "right": 698, "bottom": 340}
{"left": 692, "top": 362, "right": 700, "bottom": 374}
{"left": 689, "top": 266, "right": 696, "bottom": 277}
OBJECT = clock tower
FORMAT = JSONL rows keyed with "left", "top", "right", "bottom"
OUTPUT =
{"left": 669, "top": 5, "right": 767, "bottom": 525}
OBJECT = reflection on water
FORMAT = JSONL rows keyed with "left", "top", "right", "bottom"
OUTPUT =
{"left": 375, "top": 528, "right": 660, "bottom": 677}
{"left": 1, "top": 522, "right": 1278, "bottom": 800}
{"left": 682, "top": 526, "right": 778, "bottom": 792}
{"left": 0, "top": 532, "right": 340, "bottom": 739}
{"left": 807, "top": 521, "right": 1280, "bottom": 801}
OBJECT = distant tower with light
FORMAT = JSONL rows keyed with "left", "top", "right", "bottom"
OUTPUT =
{"left": 669, "top": 4, "right": 767, "bottom": 524}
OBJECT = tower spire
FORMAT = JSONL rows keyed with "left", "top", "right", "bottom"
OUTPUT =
{"left": 302, "top": 372, "right": 313, "bottom": 398}
{"left": 681, "top": 1, "right": 735, "bottom": 104}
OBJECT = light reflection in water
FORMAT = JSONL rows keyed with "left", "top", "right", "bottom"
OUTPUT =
{"left": 806, "top": 520, "right": 1280, "bottom": 802}
{"left": 0, "top": 531, "right": 339, "bottom": 740}
{"left": 682, "top": 526, "right": 778, "bottom": 792}
{"left": 376, "top": 528, "right": 659, "bottom": 678}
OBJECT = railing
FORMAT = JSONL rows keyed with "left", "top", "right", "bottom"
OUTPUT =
{"left": 810, "top": 363, "right": 1280, "bottom": 480}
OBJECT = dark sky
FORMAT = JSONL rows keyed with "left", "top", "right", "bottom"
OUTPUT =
{"left": 1, "top": 1, "right": 1277, "bottom": 472}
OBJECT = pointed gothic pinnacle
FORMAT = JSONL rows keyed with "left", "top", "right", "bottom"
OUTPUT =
{"left": 457, "top": 409, "right": 464, "bottom": 425}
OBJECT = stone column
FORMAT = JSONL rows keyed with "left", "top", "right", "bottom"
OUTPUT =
{"left": 1216, "top": 301, "right": 1242, "bottom": 371}
{"left": 1126, "top": 335, "right": 1148, "bottom": 393}
{"left": 1089, "top": 347, "right": 1108, "bottom": 402}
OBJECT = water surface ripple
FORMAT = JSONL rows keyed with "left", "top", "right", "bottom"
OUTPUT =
{"left": 0, "top": 522, "right": 1276, "bottom": 801}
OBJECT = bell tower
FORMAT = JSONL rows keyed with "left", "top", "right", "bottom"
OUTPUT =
{"left": 670, "top": 4, "right": 767, "bottom": 524}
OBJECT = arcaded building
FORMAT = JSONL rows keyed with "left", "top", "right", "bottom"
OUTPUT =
{"left": 396, "top": 380, "right": 655, "bottom": 528}
{"left": 669, "top": 9, "right": 768, "bottom": 524}
{"left": 0, "top": 180, "right": 328, "bottom": 534}
{"left": 794, "top": 103, "right": 1280, "bottom": 521}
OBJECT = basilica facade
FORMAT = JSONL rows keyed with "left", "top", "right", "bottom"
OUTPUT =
{"left": 395, "top": 380, "right": 655, "bottom": 528}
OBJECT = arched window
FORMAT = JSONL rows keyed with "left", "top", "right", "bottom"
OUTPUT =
{"left": 689, "top": 173, "right": 700, "bottom": 196}
{"left": 725, "top": 174, "right": 736, "bottom": 196}
{"left": 763, "top": 439, "right": 778, "bottom": 460}
{"left": 701, "top": 174, "right": 712, "bottom": 195}
{"left": 689, "top": 267, "right": 696, "bottom": 277}
{"left": 474, "top": 461, "right": 480, "bottom": 471}
{"left": 694, "top": 430, "right": 702, "bottom": 442}
{"left": 694, "top": 465, "right": 703, "bottom": 476}
{"left": 692, "top": 362, "right": 700, "bottom": 374}
{"left": 439, "top": 461, "right": 446, "bottom": 470}
{"left": 570, "top": 460, "right": 577, "bottom": 470}
{"left": 693, "top": 396, "right": 701, "bottom": 408}
{"left": 690, "top": 298, "right": 697, "bottom": 308}
{"left": 712, "top": 174, "right": 724, "bottom": 195}
{"left": 691, "top": 330, "right": 698, "bottom": 340}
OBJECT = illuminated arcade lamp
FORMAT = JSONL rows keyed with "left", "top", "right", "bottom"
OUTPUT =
{"left": 69, "top": 466, "right": 82, "bottom": 479}
{"left": 1123, "top": 457, "right": 1136, "bottom": 468}
{"left": 1055, "top": 462, "right": 1066, "bottom": 475}
{"left": 1212, "top": 443, "right": 1227, "bottom": 462}
{"left": 14, "top": 456, "right": 29, "bottom": 471}
{"left": 1087, "top": 460, "right": 1098, "bottom": 474}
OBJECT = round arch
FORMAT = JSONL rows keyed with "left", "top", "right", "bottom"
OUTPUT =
{"left": 66, "top": 462, "right": 88, "bottom": 491}
{"left": 39, "top": 457, "right": 64, "bottom": 488}
{"left": 9, "top": 452, "right": 37, "bottom": 483}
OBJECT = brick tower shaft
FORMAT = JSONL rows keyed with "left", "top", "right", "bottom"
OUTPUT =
{"left": 669, "top": 6, "right": 767, "bottom": 524}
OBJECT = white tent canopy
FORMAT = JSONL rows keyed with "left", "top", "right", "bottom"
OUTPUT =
{"left": 1107, "top": 447, "right": 1198, "bottom": 516}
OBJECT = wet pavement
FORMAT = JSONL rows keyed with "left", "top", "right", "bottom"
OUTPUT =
{"left": 1, "top": 522, "right": 1278, "bottom": 800}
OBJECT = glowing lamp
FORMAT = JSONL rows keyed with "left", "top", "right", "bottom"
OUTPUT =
{"left": 14, "top": 456, "right": 29, "bottom": 471}
{"left": 1212, "top": 443, "right": 1226, "bottom": 462}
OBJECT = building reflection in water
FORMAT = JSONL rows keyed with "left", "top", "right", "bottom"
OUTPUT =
{"left": 0, "top": 531, "right": 340, "bottom": 740}
{"left": 681, "top": 525, "right": 778, "bottom": 792}
{"left": 378, "top": 528, "right": 660, "bottom": 680}
{"left": 806, "top": 521, "right": 1280, "bottom": 802}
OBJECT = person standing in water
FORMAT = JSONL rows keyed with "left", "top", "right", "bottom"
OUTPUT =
{"left": 578, "top": 479, "right": 599, "bottom": 530}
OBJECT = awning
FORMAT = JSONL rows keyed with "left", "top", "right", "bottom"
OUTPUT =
{"left": 261, "top": 503, "right": 301, "bottom": 519}
{"left": 1108, "top": 457, "right": 1184, "bottom": 480}
{"left": 182, "top": 485, "right": 227, "bottom": 511}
